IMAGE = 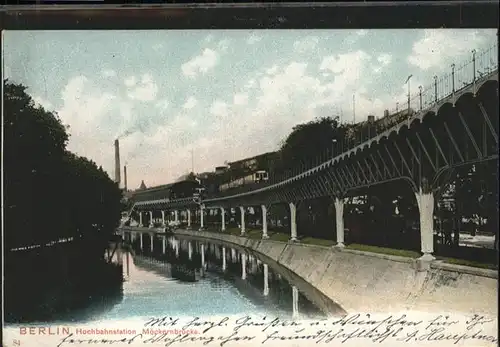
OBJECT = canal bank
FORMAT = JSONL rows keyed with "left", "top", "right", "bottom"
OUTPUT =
{"left": 165, "top": 229, "right": 497, "bottom": 317}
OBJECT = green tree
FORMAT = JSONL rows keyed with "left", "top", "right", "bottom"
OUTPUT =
{"left": 3, "top": 80, "right": 122, "bottom": 251}
{"left": 277, "top": 116, "right": 340, "bottom": 174}
{"left": 4, "top": 81, "right": 69, "bottom": 248}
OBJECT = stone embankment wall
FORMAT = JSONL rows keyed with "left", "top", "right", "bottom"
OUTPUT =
{"left": 170, "top": 229, "right": 498, "bottom": 316}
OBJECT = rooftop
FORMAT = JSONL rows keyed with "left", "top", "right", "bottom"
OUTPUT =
{"left": 228, "top": 151, "right": 278, "bottom": 166}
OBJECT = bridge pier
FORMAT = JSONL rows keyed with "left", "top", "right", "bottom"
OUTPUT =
{"left": 139, "top": 212, "right": 143, "bottom": 227}
{"left": 188, "top": 241, "right": 193, "bottom": 260}
{"left": 415, "top": 188, "right": 435, "bottom": 261}
{"left": 139, "top": 232, "right": 143, "bottom": 250}
{"left": 162, "top": 236, "right": 166, "bottom": 254}
{"left": 174, "top": 210, "right": 179, "bottom": 224}
{"left": 334, "top": 197, "right": 345, "bottom": 248}
{"left": 261, "top": 205, "right": 269, "bottom": 239}
{"left": 289, "top": 202, "right": 298, "bottom": 242}
{"left": 221, "top": 207, "right": 226, "bottom": 231}
{"left": 239, "top": 206, "right": 246, "bottom": 235}
{"left": 149, "top": 233, "right": 154, "bottom": 252}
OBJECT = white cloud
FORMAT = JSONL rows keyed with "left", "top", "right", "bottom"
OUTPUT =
{"left": 57, "top": 54, "right": 394, "bottom": 188}
{"left": 356, "top": 29, "right": 368, "bottom": 37}
{"left": 101, "top": 69, "right": 116, "bottom": 78}
{"left": 293, "top": 36, "right": 319, "bottom": 53}
{"left": 377, "top": 53, "right": 392, "bottom": 66}
{"left": 182, "top": 96, "right": 198, "bottom": 109}
{"left": 47, "top": 32, "right": 495, "bottom": 190}
{"left": 124, "top": 76, "right": 136, "bottom": 87}
{"left": 155, "top": 99, "right": 169, "bottom": 111}
{"left": 345, "top": 30, "right": 369, "bottom": 45}
{"left": 217, "top": 39, "right": 230, "bottom": 53}
{"left": 408, "top": 29, "right": 491, "bottom": 70}
{"left": 244, "top": 79, "right": 257, "bottom": 89}
{"left": 181, "top": 48, "right": 218, "bottom": 79}
{"left": 265, "top": 65, "right": 279, "bottom": 75}
{"left": 4, "top": 65, "right": 12, "bottom": 78}
{"left": 54, "top": 75, "right": 179, "bottom": 187}
{"left": 319, "top": 50, "right": 372, "bottom": 92}
{"left": 233, "top": 93, "right": 249, "bottom": 106}
{"left": 210, "top": 100, "right": 229, "bottom": 118}
{"left": 246, "top": 33, "right": 262, "bottom": 45}
{"left": 152, "top": 43, "right": 163, "bottom": 51}
{"left": 57, "top": 76, "right": 119, "bottom": 176}
{"left": 373, "top": 53, "right": 393, "bottom": 74}
{"left": 33, "top": 96, "right": 53, "bottom": 110}
{"left": 203, "top": 34, "right": 214, "bottom": 43}
{"left": 127, "top": 73, "right": 158, "bottom": 102}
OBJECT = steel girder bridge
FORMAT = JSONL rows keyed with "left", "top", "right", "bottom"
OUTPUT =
{"left": 126, "top": 65, "right": 498, "bottom": 262}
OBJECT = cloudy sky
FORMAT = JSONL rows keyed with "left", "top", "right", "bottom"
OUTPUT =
{"left": 3, "top": 29, "right": 497, "bottom": 189}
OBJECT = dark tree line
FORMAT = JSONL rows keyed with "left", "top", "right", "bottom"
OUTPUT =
{"left": 4, "top": 80, "right": 123, "bottom": 250}
{"left": 4, "top": 80, "right": 124, "bottom": 322}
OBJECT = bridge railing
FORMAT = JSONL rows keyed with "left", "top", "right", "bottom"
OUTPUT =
{"left": 204, "top": 42, "right": 498, "bottom": 199}
{"left": 386, "top": 42, "right": 498, "bottom": 128}
{"left": 270, "top": 42, "right": 498, "bottom": 182}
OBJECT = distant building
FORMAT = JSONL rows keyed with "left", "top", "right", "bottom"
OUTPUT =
{"left": 227, "top": 151, "right": 278, "bottom": 173}
{"left": 375, "top": 108, "right": 415, "bottom": 131}
{"left": 139, "top": 180, "right": 147, "bottom": 190}
{"left": 197, "top": 171, "right": 213, "bottom": 179}
{"left": 215, "top": 166, "right": 228, "bottom": 175}
{"left": 175, "top": 172, "right": 197, "bottom": 182}
{"left": 213, "top": 151, "right": 278, "bottom": 193}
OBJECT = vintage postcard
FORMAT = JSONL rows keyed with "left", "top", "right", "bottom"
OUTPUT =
{"left": 2, "top": 5, "right": 498, "bottom": 347}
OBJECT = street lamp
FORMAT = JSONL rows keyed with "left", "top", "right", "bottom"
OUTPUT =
{"left": 405, "top": 74, "right": 413, "bottom": 124}
{"left": 434, "top": 75, "right": 438, "bottom": 103}
{"left": 418, "top": 85, "right": 423, "bottom": 110}
{"left": 472, "top": 49, "right": 477, "bottom": 82}
{"left": 451, "top": 63, "right": 456, "bottom": 93}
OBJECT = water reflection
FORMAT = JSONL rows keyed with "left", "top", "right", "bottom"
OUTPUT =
{"left": 8, "top": 233, "right": 343, "bottom": 326}
{"left": 129, "top": 233, "right": 343, "bottom": 319}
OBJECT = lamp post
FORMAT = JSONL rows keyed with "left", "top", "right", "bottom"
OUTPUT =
{"left": 405, "top": 74, "right": 413, "bottom": 125}
{"left": 434, "top": 75, "right": 438, "bottom": 103}
{"left": 472, "top": 49, "right": 477, "bottom": 95}
{"left": 451, "top": 63, "right": 456, "bottom": 94}
{"left": 472, "top": 49, "right": 477, "bottom": 81}
{"left": 419, "top": 85, "right": 423, "bottom": 111}
{"left": 352, "top": 94, "right": 356, "bottom": 124}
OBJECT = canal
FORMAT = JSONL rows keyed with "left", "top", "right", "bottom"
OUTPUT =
{"left": 7, "top": 235, "right": 343, "bottom": 326}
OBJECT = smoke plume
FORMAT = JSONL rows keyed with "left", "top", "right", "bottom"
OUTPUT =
{"left": 116, "top": 129, "right": 136, "bottom": 140}
{"left": 116, "top": 121, "right": 147, "bottom": 140}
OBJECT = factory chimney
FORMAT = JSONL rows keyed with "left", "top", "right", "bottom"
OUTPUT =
{"left": 114, "top": 139, "right": 121, "bottom": 186}
{"left": 123, "top": 165, "right": 128, "bottom": 191}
